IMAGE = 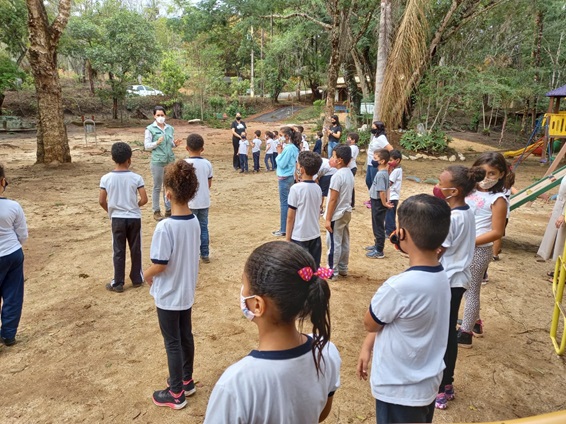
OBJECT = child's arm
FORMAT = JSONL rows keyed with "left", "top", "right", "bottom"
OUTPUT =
{"left": 208, "top": 177, "right": 212, "bottom": 188}
{"left": 99, "top": 189, "right": 108, "bottom": 212}
{"left": 325, "top": 189, "right": 339, "bottom": 232}
{"left": 319, "top": 396, "right": 334, "bottom": 422}
{"left": 285, "top": 208, "right": 296, "bottom": 242}
{"left": 475, "top": 197, "right": 507, "bottom": 246}
{"left": 379, "top": 191, "right": 393, "bottom": 208}
{"left": 138, "top": 187, "right": 148, "bottom": 207}
{"left": 144, "top": 263, "right": 167, "bottom": 286}
{"left": 356, "top": 332, "right": 376, "bottom": 381}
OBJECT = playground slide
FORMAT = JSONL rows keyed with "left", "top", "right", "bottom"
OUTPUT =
{"left": 510, "top": 164, "right": 566, "bottom": 211}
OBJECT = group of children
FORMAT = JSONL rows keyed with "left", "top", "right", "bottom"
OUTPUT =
{"left": 0, "top": 107, "right": 517, "bottom": 423}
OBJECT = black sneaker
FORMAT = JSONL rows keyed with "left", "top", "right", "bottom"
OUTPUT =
{"left": 457, "top": 319, "right": 483, "bottom": 337}
{"left": 2, "top": 337, "right": 16, "bottom": 346}
{"left": 152, "top": 388, "right": 187, "bottom": 409}
{"left": 132, "top": 282, "right": 143, "bottom": 288}
{"left": 166, "top": 377, "right": 196, "bottom": 396}
{"left": 457, "top": 329, "right": 473, "bottom": 348}
{"left": 105, "top": 281, "right": 124, "bottom": 293}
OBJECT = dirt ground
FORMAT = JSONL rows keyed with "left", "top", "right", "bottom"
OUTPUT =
{"left": 0, "top": 120, "right": 565, "bottom": 424}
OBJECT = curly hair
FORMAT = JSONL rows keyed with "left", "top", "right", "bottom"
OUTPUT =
{"left": 111, "top": 142, "right": 132, "bottom": 164}
{"left": 164, "top": 160, "right": 199, "bottom": 204}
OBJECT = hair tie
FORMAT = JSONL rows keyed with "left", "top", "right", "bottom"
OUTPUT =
{"left": 298, "top": 267, "right": 334, "bottom": 282}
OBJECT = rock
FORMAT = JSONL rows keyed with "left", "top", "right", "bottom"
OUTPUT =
{"left": 458, "top": 153, "right": 466, "bottom": 161}
{"left": 409, "top": 155, "right": 418, "bottom": 161}
{"left": 402, "top": 155, "right": 409, "bottom": 160}
{"left": 415, "top": 153, "right": 423, "bottom": 159}
{"left": 439, "top": 156, "right": 448, "bottom": 161}
{"left": 449, "top": 155, "right": 457, "bottom": 162}
{"left": 188, "top": 119, "right": 202, "bottom": 124}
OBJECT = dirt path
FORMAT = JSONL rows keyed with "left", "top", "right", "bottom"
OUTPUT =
{"left": 0, "top": 122, "right": 565, "bottom": 423}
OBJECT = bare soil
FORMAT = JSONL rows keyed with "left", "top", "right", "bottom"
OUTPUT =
{"left": 0, "top": 120, "right": 565, "bottom": 423}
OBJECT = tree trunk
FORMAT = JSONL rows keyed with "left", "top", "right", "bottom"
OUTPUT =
{"left": 324, "top": 4, "right": 342, "bottom": 131}
{"left": 350, "top": 48, "right": 370, "bottom": 100}
{"left": 86, "top": 59, "right": 95, "bottom": 95}
{"left": 531, "top": 9, "right": 543, "bottom": 130}
{"left": 373, "top": 0, "right": 391, "bottom": 121}
{"left": 26, "top": 0, "right": 72, "bottom": 164}
{"left": 0, "top": 93, "right": 5, "bottom": 115}
{"left": 309, "top": 81, "right": 322, "bottom": 100}
{"left": 498, "top": 109, "right": 507, "bottom": 145}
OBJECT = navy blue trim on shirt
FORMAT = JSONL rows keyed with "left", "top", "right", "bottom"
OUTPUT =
{"left": 288, "top": 205, "right": 297, "bottom": 210}
{"left": 169, "top": 214, "right": 195, "bottom": 220}
{"left": 187, "top": 156, "right": 204, "bottom": 159}
{"left": 111, "top": 170, "right": 132, "bottom": 173}
{"left": 452, "top": 205, "right": 470, "bottom": 211}
{"left": 405, "top": 264, "right": 444, "bottom": 273}
{"left": 369, "top": 306, "right": 388, "bottom": 325}
{"left": 249, "top": 335, "right": 312, "bottom": 359}
{"left": 302, "top": 180, "right": 316, "bottom": 183}
{"left": 151, "top": 259, "right": 169, "bottom": 265}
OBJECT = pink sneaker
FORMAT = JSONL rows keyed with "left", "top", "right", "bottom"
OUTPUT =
{"left": 364, "top": 200, "right": 371, "bottom": 209}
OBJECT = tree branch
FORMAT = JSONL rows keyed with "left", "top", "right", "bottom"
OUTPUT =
{"left": 50, "top": 0, "right": 71, "bottom": 45}
{"left": 351, "top": 7, "right": 375, "bottom": 46}
{"left": 263, "top": 13, "right": 332, "bottom": 30}
{"left": 442, "top": 0, "right": 508, "bottom": 42}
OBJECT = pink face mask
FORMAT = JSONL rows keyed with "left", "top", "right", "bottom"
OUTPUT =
{"left": 433, "top": 186, "right": 455, "bottom": 201}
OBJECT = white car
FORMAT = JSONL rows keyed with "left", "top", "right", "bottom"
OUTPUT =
{"left": 126, "top": 85, "right": 164, "bottom": 96}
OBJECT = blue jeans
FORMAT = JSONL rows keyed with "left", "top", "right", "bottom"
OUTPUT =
{"left": 150, "top": 163, "right": 171, "bottom": 213}
{"left": 278, "top": 176, "right": 295, "bottom": 233}
{"left": 385, "top": 200, "right": 399, "bottom": 237}
{"left": 192, "top": 208, "right": 209, "bottom": 257}
{"left": 239, "top": 154, "right": 248, "bottom": 172}
{"left": 376, "top": 399, "right": 435, "bottom": 423}
{"left": 0, "top": 248, "right": 25, "bottom": 341}
{"left": 365, "top": 164, "right": 377, "bottom": 191}
{"left": 328, "top": 141, "right": 338, "bottom": 158}
{"left": 253, "top": 151, "right": 260, "bottom": 171}
{"left": 265, "top": 153, "right": 275, "bottom": 170}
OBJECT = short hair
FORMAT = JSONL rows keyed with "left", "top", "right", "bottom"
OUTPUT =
{"left": 254, "top": 130, "right": 261, "bottom": 137}
{"left": 164, "top": 160, "right": 199, "bottom": 204}
{"left": 333, "top": 145, "right": 352, "bottom": 165}
{"left": 153, "top": 105, "right": 165, "bottom": 115}
{"left": 374, "top": 149, "right": 390, "bottom": 162}
{"left": 111, "top": 142, "right": 132, "bottom": 164}
{"left": 240, "top": 132, "right": 247, "bottom": 139}
{"left": 317, "top": 131, "right": 323, "bottom": 138}
{"left": 298, "top": 151, "right": 323, "bottom": 176}
{"left": 390, "top": 149, "right": 402, "bottom": 161}
{"left": 347, "top": 132, "right": 359, "bottom": 143}
{"left": 397, "top": 194, "right": 451, "bottom": 251}
{"left": 296, "top": 125, "right": 304, "bottom": 133}
{"left": 273, "top": 130, "right": 279, "bottom": 136}
{"left": 265, "top": 131, "right": 274, "bottom": 139}
{"left": 186, "top": 133, "right": 204, "bottom": 151}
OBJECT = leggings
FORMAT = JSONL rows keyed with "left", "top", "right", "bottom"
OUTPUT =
{"left": 150, "top": 163, "right": 171, "bottom": 213}
{"left": 461, "top": 246, "right": 492, "bottom": 333}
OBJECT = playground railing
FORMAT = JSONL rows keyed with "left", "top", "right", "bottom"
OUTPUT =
{"left": 547, "top": 111, "right": 566, "bottom": 137}
{"left": 550, "top": 239, "right": 566, "bottom": 355}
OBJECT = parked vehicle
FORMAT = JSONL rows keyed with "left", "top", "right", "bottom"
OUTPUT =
{"left": 126, "top": 85, "right": 164, "bottom": 96}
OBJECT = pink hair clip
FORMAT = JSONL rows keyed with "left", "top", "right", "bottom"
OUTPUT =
{"left": 297, "top": 267, "right": 334, "bottom": 282}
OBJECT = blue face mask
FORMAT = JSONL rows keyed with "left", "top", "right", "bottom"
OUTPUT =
{"left": 240, "top": 286, "right": 256, "bottom": 321}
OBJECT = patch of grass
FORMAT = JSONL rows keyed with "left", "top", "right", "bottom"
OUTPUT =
{"left": 285, "top": 106, "right": 320, "bottom": 123}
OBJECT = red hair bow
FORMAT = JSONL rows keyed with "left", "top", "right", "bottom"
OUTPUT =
{"left": 297, "top": 267, "right": 334, "bottom": 282}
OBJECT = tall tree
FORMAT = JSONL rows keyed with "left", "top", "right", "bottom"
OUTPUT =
{"left": 373, "top": 0, "right": 391, "bottom": 120}
{"left": 26, "top": 0, "right": 72, "bottom": 164}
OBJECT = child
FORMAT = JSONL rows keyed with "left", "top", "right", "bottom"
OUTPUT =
{"left": 286, "top": 151, "right": 324, "bottom": 268}
{"left": 364, "top": 121, "right": 393, "bottom": 208}
{"left": 317, "top": 157, "right": 337, "bottom": 215}
{"left": 185, "top": 133, "right": 213, "bottom": 264}
{"left": 204, "top": 241, "right": 341, "bottom": 423}
{"left": 99, "top": 142, "right": 148, "bottom": 293}
{"left": 264, "top": 131, "right": 276, "bottom": 171}
{"left": 458, "top": 152, "right": 508, "bottom": 348}
{"left": 313, "top": 131, "right": 323, "bottom": 155}
{"left": 366, "top": 149, "right": 393, "bottom": 259}
{"left": 433, "top": 166, "right": 484, "bottom": 410}
{"left": 252, "top": 130, "right": 262, "bottom": 173}
{"left": 325, "top": 145, "right": 354, "bottom": 277}
{"left": 144, "top": 160, "right": 200, "bottom": 409}
{"left": 272, "top": 130, "right": 280, "bottom": 167}
{"left": 238, "top": 132, "right": 249, "bottom": 173}
{"left": 347, "top": 132, "right": 360, "bottom": 208}
{"left": 0, "top": 164, "right": 28, "bottom": 346}
{"left": 492, "top": 165, "right": 517, "bottom": 261}
{"left": 357, "top": 194, "right": 451, "bottom": 424}
{"left": 385, "top": 150, "right": 403, "bottom": 237}
{"left": 295, "top": 125, "right": 309, "bottom": 151}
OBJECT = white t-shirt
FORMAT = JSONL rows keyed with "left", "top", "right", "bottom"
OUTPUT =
{"left": 0, "top": 198, "right": 28, "bottom": 257}
{"left": 466, "top": 190, "right": 508, "bottom": 247}
{"left": 238, "top": 139, "right": 249, "bottom": 155}
{"left": 252, "top": 138, "right": 262, "bottom": 153}
{"left": 184, "top": 157, "right": 213, "bottom": 210}
{"left": 316, "top": 158, "right": 337, "bottom": 180}
{"left": 99, "top": 171, "right": 144, "bottom": 219}
{"left": 302, "top": 139, "right": 310, "bottom": 151}
{"left": 367, "top": 135, "right": 390, "bottom": 167}
{"left": 149, "top": 215, "right": 200, "bottom": 310}
{"left": 204, "top": 336, "right": 341, "bottom": 424}
{"left": 265, "top": 138, "right": 275, "bottom": 154}
{"left": 440, "top": 206, "right": 476, "bottom": 289}
{"left": 389, "top": 167, "right": 403, "bottom": 201}
{"left": 288, "top": 181, "right": 322, "bottom": 241}
{"left": 325, "top": 168, "right": 354, "bottom": 221}
{"left": 348, "top": 145, "right": 359, "bottom": 169}
{"left": 369, "top": 265, "right": 450, "bottom": 407}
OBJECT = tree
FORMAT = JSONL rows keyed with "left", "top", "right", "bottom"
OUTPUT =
{"left": 26, "top": 0, "right": 72, "bottom": 164}
{"left": 0, "top": 53, "right": 26, "bottom": 113}
{"left": 373, "top": 0, "right": 391, "bottom": 120}
{"left": 0, "top": 0, "right": 28, "bottom": 65}
{"left": 153, "top": 51, "right": 189, "bottom": 118}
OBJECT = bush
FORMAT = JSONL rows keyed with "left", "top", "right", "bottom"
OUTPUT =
{"left": 357, "top": 129, "right": 372, "bottom": 148}
{"left": 400, "top": 129, "right": 451, "bottom": 154}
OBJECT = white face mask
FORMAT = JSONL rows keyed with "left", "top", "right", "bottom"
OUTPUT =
{"left": 478, "top": 177, "right": 499, "bottom": 190}
{"left": 156, "top": 116, "right": 166, "bottom": 124}
{"left": 240, "top": 286, "right": 256, "bottom": 321}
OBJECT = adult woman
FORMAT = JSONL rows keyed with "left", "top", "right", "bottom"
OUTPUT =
{"left": 364, "top": 121, "right": 393, "bottom": 207}
{"left": 230, "top": 112, "right": 247, "bottom": 170}
{"left": 272, "top": 127, "right": 301, "bottom": 237}
{"left": 326, "top": 115, "right": 342, "bottom": 158}
{"left": 144, "top": 106, "right": 183, "bottom": 221}
{"left": 537, "top": 177, "right": 566, "bottom": 268}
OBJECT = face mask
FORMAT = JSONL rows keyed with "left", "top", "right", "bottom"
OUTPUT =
{"left": 371, "top": 160, "right": 380, "bottom": 168}
{"left": 236, "top": 117, "right": 241, "bottom": 121}
{"left": 240, "top": 286, "right": 256, "bottom": 321}
{"left": 371, "top": 128, "right": 378, "bottom": 135}
{"left": 433, "top": 186, "right": 455, "bottom": 200}
{"left": 331, "top": 121, "right": 336, "bottom": 125}
{"left": 390, "top": 229, "right": 407, "bottom": 254}
{"left": 156, "top": 116, "right": 165, "bottom": 124}
{"left": 478, "top": 177, "right": 499, "bottom": 190}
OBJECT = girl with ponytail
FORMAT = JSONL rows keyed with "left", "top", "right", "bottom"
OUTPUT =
{"left": 204, "top": 241, "right": 341, "bottom": 423}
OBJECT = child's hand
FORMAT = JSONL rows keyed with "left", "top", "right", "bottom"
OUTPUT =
{"left": 144, "top": 272, "right": 153, "bottom": 286}
{"left": 325, "top": 220, "right": 333, "bottom": 233}
{"left": 356, "top": 351, "right": 371, "bottom": 381}
{"left": 386, "top": 201, "right": 394, "bottom": 209}
{"left": 174, "top": 138, "right": 183, "bottom": 147}
{"left": 556, "top": 216, "right": 565, "bottom": 228}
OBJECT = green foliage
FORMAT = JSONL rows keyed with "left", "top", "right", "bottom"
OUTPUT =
{"left": 0, "top": 53, "right": 25, "bottom": 92}
{"left": 153, "top": 51, "right": 188, "bottom": 98}
{"left": 400, "top": 130, "right": 451, "bottom": 154}
{"left": 0, "top": 0, "right": 28, "bottom": 60}
{"left": 357, "top": 129, "right": 372, "bottom": 148}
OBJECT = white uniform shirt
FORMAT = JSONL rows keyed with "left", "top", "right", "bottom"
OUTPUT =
{"left": 316, "top": 158, "right": 338, "bottom": 180}
{"left": 287, "top": 181, "right": 323, "bottom": 242}
{"left": 252, "top": 138, "right": 262, "bottom": 153}
{"left": 369, "top": 265, "right": 450, "bottom": 407}
{"left": 265, "top": 138, "right": 275, "bottom": 154}
{"left": 348, "top": 145, "right": 359, "bottom": 169}
{"left": 440, "top": 206, "right": 476, "bottom": 289}
{"left": 302, "top": 139, "right": 310, "bottom": 151}
{"left": 325, "top": 168, "right": 354, "bottom": 221}
{"left": 0, "top": 198, "right": 28, "bottom": 257}
{"left": 366, "top": 135, "right": 390, "bottom": 167}
{"left": 466, "top": 190, "right": 508, "bottom": 247}
{"left": 238, "top": 139, "right": 249, "bottom": 155}
{"left": 389, "top": 167, "right": 403, "bottom": 201}
{"left": 184, "top": 157, "right": 213, "bottom": 210}
{"left": 99, "top": 171, "right": 144, "bottom": 219}
{"left": 149, "top": 215, "right": 200, "bottom": 310}
{"left": 204, "top": 336, "right": 341, "bottom": 424}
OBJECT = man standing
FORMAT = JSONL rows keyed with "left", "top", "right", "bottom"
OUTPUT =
{"left": 231, "top": 113, "right": 246, "bottom": 170}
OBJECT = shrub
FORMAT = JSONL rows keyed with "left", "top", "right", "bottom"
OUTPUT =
{"left": 400, "top": 129, "right": 451, "bottom": 154}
